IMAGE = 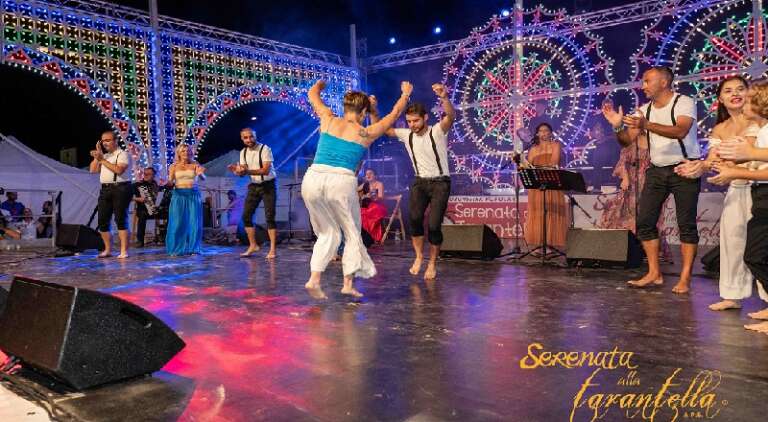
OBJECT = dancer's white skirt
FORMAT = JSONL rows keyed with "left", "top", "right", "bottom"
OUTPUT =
{"left": 301, "top": 164, "right": 376, "bottom": 278}
{"left": 720, "top": 183, "right": 768, "bottom": 301}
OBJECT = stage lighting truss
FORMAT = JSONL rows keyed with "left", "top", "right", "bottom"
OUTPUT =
{"left": 631, "top": 0, "right": 766, "bottom": 135}
{"left": 441, "top": 6, "right": 614, "bottom": 189}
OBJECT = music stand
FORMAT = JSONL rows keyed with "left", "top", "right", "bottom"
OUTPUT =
{"left": 517, "top": 168, "right": 586, "bottom": 265}
{"left": 283, "top": 182, "right": 302, "bottom": 243}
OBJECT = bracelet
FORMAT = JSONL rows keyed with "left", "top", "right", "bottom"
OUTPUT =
{"left": 613, "top": 125, "right": 625, "bottom": 134}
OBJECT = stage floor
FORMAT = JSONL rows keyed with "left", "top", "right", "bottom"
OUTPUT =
{"left": 1, "top": 243, "right": 768, "bottom": 421}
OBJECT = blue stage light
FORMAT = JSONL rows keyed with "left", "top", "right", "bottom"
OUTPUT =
{"left": 433, "top": 26, "right": 442, "bottom": 35}
{"left": 388, "top": 37, "right": 396, "bottom": 45}
{"left": 501, "top": 9, "right": 510, "bottom": 17}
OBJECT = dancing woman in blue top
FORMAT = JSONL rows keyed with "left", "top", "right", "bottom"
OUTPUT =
{"left": 303, "top": 79, "right": 413, "bottom": 299}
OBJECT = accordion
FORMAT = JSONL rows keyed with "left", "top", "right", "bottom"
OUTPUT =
{"left": 137, "top": 184, "right": 160, "bottom": 216}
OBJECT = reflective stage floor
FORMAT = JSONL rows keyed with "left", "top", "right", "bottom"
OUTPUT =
{"left": 1, "top": 243, "right": 767, "bottom": 421}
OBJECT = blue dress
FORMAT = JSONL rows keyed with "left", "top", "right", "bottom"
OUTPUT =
{"left": 166, "top": 187, "right": 203, "bottom": 255}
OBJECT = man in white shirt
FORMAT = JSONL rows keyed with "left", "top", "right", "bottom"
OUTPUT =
{"left": 89, "top": 130, "right": 132, "bottom": 259}
{"left": 373, "top": 83, "right": 455, "bottom": 280}
{"left": 228, "top": 128, "right": 277, "bottom": 259}
{"left": 604, "top": 66, "right": 701, "bottom": 294}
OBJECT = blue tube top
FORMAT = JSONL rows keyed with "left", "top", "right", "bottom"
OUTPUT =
{"left": 313, "top": 132, "right": 367, "bottom": 171}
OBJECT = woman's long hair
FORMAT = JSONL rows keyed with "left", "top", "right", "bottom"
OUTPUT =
{"left": 530, "top": 122, "right": 554, "bottom": 147}
{"left": 715, "top": 75, "right": 749, "bottom": 124}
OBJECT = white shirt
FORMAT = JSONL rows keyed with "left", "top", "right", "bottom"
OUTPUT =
{"left": 755, "top": 123, "right": 768, "bottom": 148}
{"left": 709, "top": 124, "right": 760, "bottom": 186}
{"left": 240, "top": 144, "right": 276, "bottom": 183}
{"left": 16, "top": 220, "right": 37, "bottom": 240}
{"left": 99, "top": 149, "right": 131, "bottom": 183}
{"left": 754, "top": 123, "right": 768, "bottom": 184}
{"left": 641, "top": 94, "right": 700, "bottom": 167}
{"left": 394, "top": 125, "right": 451, "bottom": 178}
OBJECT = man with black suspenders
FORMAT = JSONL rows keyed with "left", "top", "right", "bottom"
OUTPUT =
{"left": 89, "top": 130, "right": 132, "bottom": 259}
{"left": 228, "top": 128, "right": 277, "bottom": 259}
{"left": 604, "top": 66, "right": 701, "bottom": 294}
{"left": 373, "top": 83, "right": 456, "bottom": 280}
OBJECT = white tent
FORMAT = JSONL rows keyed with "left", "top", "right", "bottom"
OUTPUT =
{"left": 202, "top": 149, "right": 240, "bottom": 177}
{"left": 0, "top": 134, "right": 100, "bottom": 225}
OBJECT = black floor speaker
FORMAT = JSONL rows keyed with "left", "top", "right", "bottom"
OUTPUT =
{"left": 0, "top": 276, "right": 185, "bottom": 390}
{"left": 55, "top": 224, "right": 105, "bottom": 251}
{"left": 440, "top": 224, "right": 503, "bottom": 260}
{"left": 566, "top": 229, "right": 643, "bottom": 268}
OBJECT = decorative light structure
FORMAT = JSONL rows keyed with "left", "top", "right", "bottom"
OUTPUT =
{"left": 0, "top": 0, "right": 357, "bottom": 177}
{"left": 441, "top": 6, "right": 614, "bottom": 189}
{"left": 632, "top": 0, "right": 767, "bottom": 133}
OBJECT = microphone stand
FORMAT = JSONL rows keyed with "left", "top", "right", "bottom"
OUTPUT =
{"left": 283, "top": 182, "right": 302, "bottom": 244}
{"left": 502, "top": 152, "right": 526, "bottom": 259}
{"left": 568, "top": 194, "right": 593, "bottom": 228}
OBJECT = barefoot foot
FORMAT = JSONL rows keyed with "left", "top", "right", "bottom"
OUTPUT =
{"left": 97, "top": 251, "right": 112, "bottom": 258}
{"left": 627, "top": 274, "right": 663, "bottom": 288}
{"left": 748, "top": 308, "right": 768, "bottom": 320}
{"left": 341, "top": 287, "right": 364, "bottom": 298}
{"left": 708, "top": 300, "right": 741, "bottom": 311}
{"left": 240, "top": 246, "right": 260, "bottom": 257}
{"left": 117, "top": 253, "right": 129, "bottom": 259}
{"left": 409, "top": 257, "right": 423, "bottom": 275}
{"left": 744, "top": 321, "right": 768, "bottom": 333}
{"left": 304, "top": 281, "right": 327, "bottom": 300}
{"left": 266, "top": 250, "right": 276, "bottom": 260}
{"left": 424, "top": 263, "right": 437, "bottom": 280}
{"left": 672, "top": 280, "right": 690, "bottom": 294}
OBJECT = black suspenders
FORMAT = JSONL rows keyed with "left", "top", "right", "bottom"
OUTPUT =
{"left": 257, "top": 144, "right": 264, "bottom": 182}
{"left": 408, "top": 131, "right": 419, "bottom": 176}
{"left": 645, "top": 94, "right": 688, "bottom": 161}
{"left": 408, "top": 127, "right": 444, "bottom": 177}
{"left": 112, "top": 151, "right": 120, "bottom": 182}
{"left": 242, "top": 145, "right": 266, "bottom": 182}
{"left": 669, "top": 95, "right": 688, "bottom": 159}
{"left": 429, "top": 128, "right": 444, "bottom": 176}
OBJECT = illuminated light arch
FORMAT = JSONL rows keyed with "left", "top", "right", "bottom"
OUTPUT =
{"left": 2, "top": 44, "right": 149, "bottom": 178}
{"left": 184, "top": 84, "right": 319, "bottom": 158}
{"left": 1, "top": 0, "right": 357, "bottom": 174}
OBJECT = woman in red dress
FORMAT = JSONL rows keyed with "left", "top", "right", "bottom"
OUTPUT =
{"left": 358, "top": 169, "right": 388, "bottom": 243}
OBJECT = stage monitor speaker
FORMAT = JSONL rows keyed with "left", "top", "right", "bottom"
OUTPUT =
{"left": 0, "top": 276, "right": 185, "bottom": 390}
{"left": 566, "top": 229, "right": 643, "bottom": 268}
{"left": 55, "top": 224, "right": 104, "bottom": 251}
{"left": 440, "top": 224, "right": 503, "bottom": 260}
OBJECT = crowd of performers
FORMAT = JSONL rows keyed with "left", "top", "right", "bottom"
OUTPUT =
{"left": 87, "top": 68, "right": 768, "bottom": 333}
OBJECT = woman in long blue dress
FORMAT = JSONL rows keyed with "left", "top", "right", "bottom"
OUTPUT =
{"left": 166, "top": 144, "right": 205, "bottom": 255}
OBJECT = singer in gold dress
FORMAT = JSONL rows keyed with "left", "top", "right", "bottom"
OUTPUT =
{"left": 523, "top": 123, "right": 570, "bottom": 249}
